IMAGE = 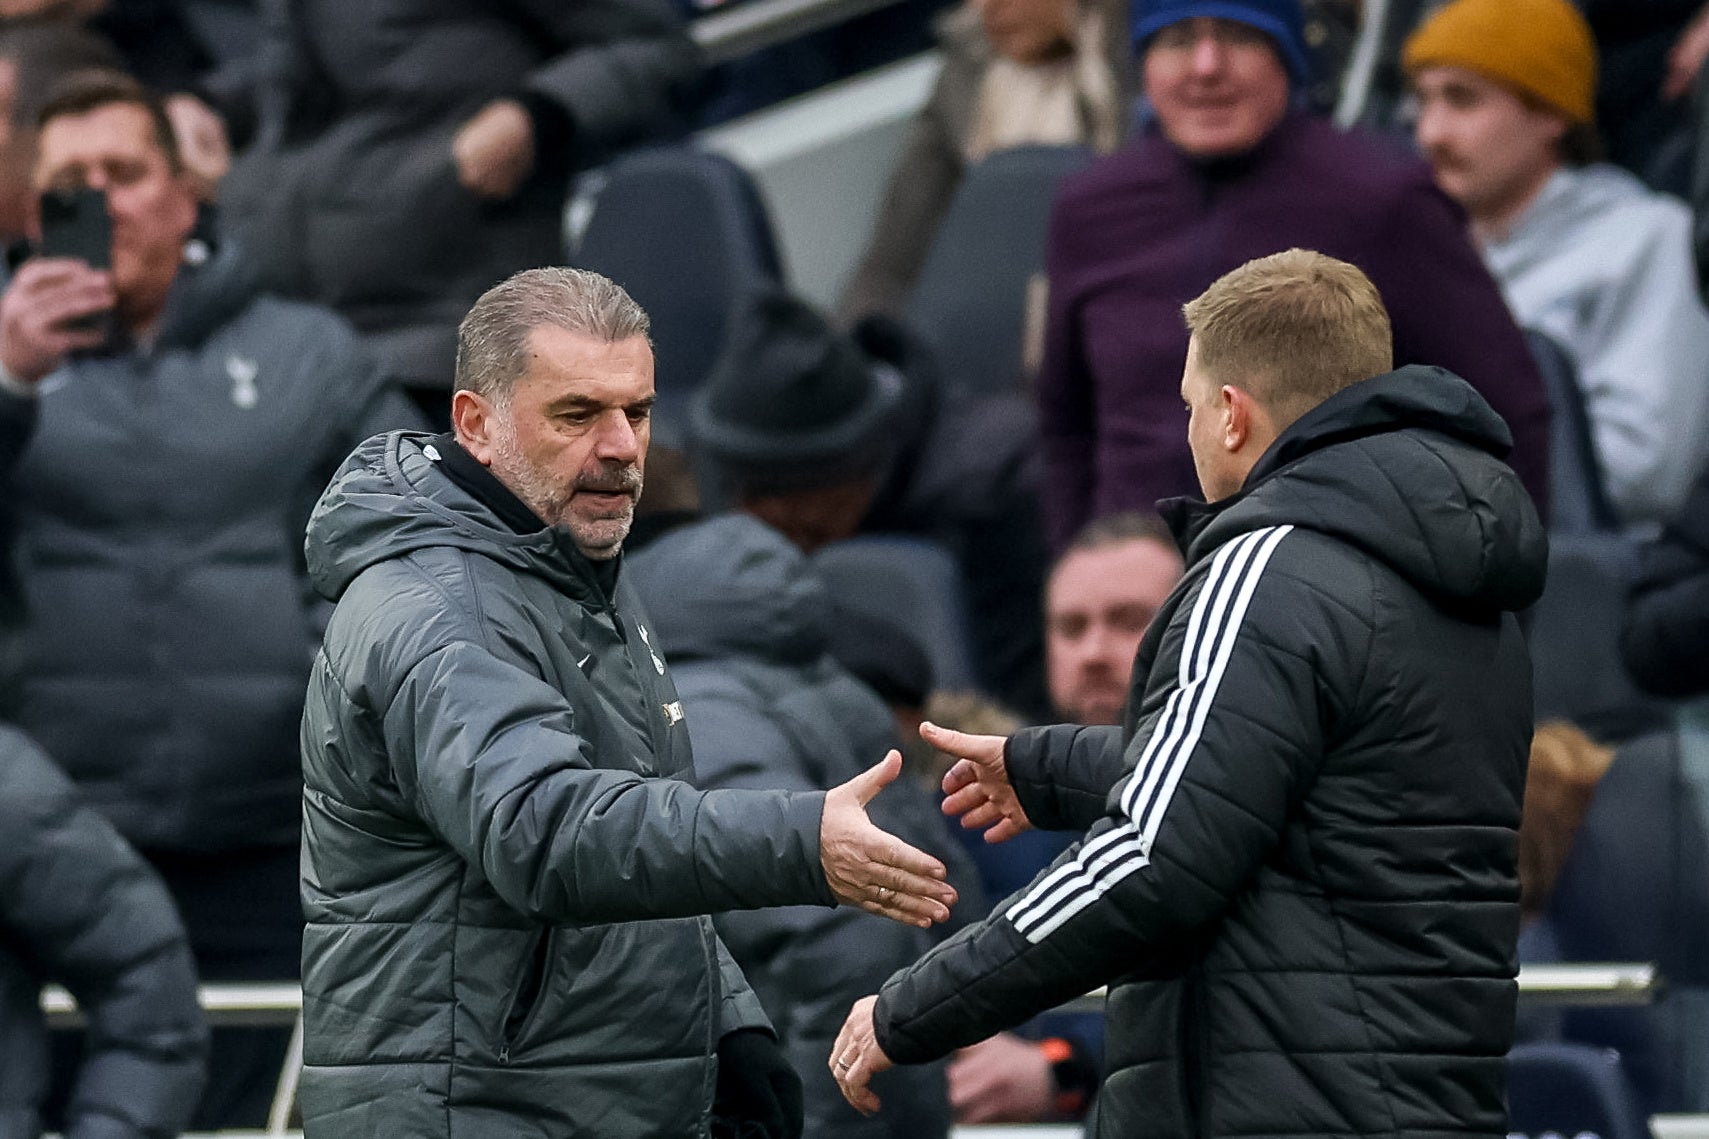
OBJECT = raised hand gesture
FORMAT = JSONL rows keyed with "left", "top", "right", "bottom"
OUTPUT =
{"left": 924, "top": 720, "right": 1033, "bottom": 843}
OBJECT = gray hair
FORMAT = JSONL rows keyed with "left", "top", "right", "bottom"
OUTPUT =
{"left": 454, "top": 267, "right": 652, "bottom": 402}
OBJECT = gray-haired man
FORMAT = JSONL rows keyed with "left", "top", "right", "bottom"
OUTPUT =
{"left": 297, "top": 267, "right": 959, "bottom": 1138}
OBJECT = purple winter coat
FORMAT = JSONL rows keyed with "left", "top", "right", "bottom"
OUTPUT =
{"left": 1036, "top": 111, "right": 1552, "bottom": 548}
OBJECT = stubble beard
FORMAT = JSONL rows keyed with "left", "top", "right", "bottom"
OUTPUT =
{"left": 488, "top": 424, "right": 641, "bottom": 561}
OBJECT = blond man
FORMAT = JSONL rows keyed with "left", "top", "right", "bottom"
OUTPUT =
{"left": 832, "top": 249, "right": 1548, "bottom": 1139}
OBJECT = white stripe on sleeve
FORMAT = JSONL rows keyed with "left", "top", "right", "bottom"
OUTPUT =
{"left": 1007, "top": 524, "right": 1292, "bottom": 944}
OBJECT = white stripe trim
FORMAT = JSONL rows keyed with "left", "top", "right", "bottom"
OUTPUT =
{"left": 1009, "top": 525, "right": 1292, "bottom": 944}
{"left": 1004, "top": 532, "right": 1267, "bottom": 932}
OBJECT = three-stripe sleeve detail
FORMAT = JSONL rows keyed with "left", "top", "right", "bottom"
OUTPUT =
{"left": 1006, "top": 524, "right": 1293, "bottom": 944}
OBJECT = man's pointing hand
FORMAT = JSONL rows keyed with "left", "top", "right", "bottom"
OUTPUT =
{"left": 821, "top": 751, "right": 957, "bottom": 928}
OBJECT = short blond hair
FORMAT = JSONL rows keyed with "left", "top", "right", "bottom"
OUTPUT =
{"left": 1182, "top": 249, "right": 1394, "bottom": 426}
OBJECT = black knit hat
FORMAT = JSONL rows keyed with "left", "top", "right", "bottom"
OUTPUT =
{"left": 689, "top": 289, "right": 904, "bottom": 493}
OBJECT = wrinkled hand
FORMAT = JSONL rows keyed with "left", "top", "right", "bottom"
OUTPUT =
{"left": 453, "top": 98, "right": 535, "bottom": 200}
{"left": 164, "top": 93, "right": 230, "bottom": 201}
{"left": 0, "top": 258, "right": 114, "bottom": 385}
{"left": 821, "top": 750, "right": 957, "bottom": 928}
{"left": 926, "top": 720, "right": 1032, "bottom": 843}
{"left": 830, "top": 995, "right": 893, "bottom": 1115}
{"left": 1665, "top": 3, "right": 1709, "bottom": 101}
{"left": 948, "top": 1033, "right": 1054, "bottom": 1123}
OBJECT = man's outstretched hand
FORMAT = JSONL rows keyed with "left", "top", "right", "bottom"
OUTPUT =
{"left": 821, "top": 751, "right": 957, "bottom": 928}
{"left": 924, "top": 720, "right": 1033, "bottom": 843}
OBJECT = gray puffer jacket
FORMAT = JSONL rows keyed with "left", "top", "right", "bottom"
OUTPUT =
{"left": 0, "top": 240, "right": 420, "bottom": 852}
{"left": 300, "top": 433, "right": 839, "bottom": 1137}
{"left": 629, "top": 514, "right": 970, "bottom": 1139}
{"left": 0, "top": 724, "right": 206, "bottom": 1139}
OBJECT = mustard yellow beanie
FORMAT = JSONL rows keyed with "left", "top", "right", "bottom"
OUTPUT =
{"left": 1402, "top": 0, "right": 1598, "bottom": 125}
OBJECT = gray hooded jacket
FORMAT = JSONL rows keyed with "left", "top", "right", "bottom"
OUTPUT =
{"left": 299, "top": 432, "right": 836, "bottom": 1137}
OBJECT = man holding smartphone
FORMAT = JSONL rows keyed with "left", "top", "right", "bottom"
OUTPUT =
{"left": 0, "top": 69, "right": 421, "bottom": 1128}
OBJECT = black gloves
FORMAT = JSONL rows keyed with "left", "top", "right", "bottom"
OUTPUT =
{"left": 711, "top": 1028, "right": 804, "bottom": 1139}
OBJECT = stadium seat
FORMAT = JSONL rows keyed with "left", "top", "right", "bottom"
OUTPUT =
{"left": 904, "top": 144, "right": 1092, "bottom": 397}
{"left": 1507, "top": 1042, "right": 1653, "bottom": 1139}
{"left": 811, "top": 534, "right": 977, "bottom": 693}
{"left": 569, "top": 147, "right": 783, "bottom": 440}
{"left": 1529, "top": 533, "right": 1670, "bottom": 742}
{"left": 1526, "top": 328, "right": 1620, "bottom": 534}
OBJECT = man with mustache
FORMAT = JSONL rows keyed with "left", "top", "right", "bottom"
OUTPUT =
{"left": 1406, "top": 0, "right": 1709, "bottom": 527}
{"left": 297, "top": 266, "right": 960, "bottom": 1138}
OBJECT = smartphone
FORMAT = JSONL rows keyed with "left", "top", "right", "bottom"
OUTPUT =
{"left": 39, "top": 187, "right": 112, "bottom": 269}
{"left": 38, "top": 187, "right": 113, "bottom": 335}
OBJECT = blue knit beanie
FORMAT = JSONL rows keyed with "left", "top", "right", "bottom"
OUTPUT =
{"left": 1131, "top": 0, "right": 1312, "bottom": 86}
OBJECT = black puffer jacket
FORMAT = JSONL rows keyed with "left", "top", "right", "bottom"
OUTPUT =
{"left": 300, "top": 433, "right": 840, "bottom": 1137}
{"left": 0, "top": 724, "right": 206, "bottom": 1139}
{"left": 630, "top": 514, "right": 974, "bottom": 1139}
{"left": 874, "top": 367, "right": 1548, "bottom": 1139}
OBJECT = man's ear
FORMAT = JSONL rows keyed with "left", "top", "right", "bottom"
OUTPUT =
{"left": 1220, "top": 384, "right": 1252, "bottom": 452}
{"left": 451, "top": 390, "right": 496, "bottom": 466}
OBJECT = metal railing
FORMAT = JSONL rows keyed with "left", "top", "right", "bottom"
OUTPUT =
{"left": 691, "top": 0, "right": 910, "bottom": 64}
{"left": 43, "top": 983, "right": 303, "bottom": 1135}
{"left": 41, "top": 962, "right": 1662, "bottom": 1135}
{"left": 1055, "top": 962, "right": 1661, "bottom": 1013}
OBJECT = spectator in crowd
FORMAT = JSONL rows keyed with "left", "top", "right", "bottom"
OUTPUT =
{"left": 1406, "top": 0, "right": 1709, "bottom": 528}
{"left": 0, "top": 20, "right": 121, "bottom": 249}
{"left": 219, "top": 0, "right": 702, "bottom": 407}
{"left": 297, "top": 267, "right": 958, "bottom": 1137}
{"left": 1584, "top": 0, "right": 1706, "bottom": 194}
{"left": 691, "top": 289, "right": 1053, "bottom": 718}
{"left": 1036, "top": 0, "right": 1551, "bottom": 551}
{"left": 838, "top": 0, "right": 1134, "bottom": 322}
{"left": 0, "top": 723, "right": 206, "bottom": 1139}
{"left": 0, "top": 69, "right": 420, "bottom": 1126}
{"left": 1622, "top": 463, "right": 1709, "bottom": 698}
{"left": 831, "top": 250, "right": 1547, "bottom": 1138}
{"left": 629, "top": 511, "right": 978, "bottom": 1139}
{"left": 0, "top": 4, "right": 236, "bottom": 204}
{"left": 1044, "top": 512, "right": 1183, "bottom": 726}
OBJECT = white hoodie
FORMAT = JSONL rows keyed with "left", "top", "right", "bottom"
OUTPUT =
{"left": 1483, "top": 164, "right": 1709, "bottom": 526}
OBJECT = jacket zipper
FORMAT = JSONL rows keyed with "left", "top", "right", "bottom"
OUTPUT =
{"left": 1181, "top": 967, "right": 1210, "bottom": 1139}
{"left": 498, "top": 927, "right": 554, "bottom": 1064}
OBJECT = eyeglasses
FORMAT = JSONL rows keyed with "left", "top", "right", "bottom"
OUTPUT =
{"left": 1148, "top": 18, "right": 1273, "bottom": 53}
